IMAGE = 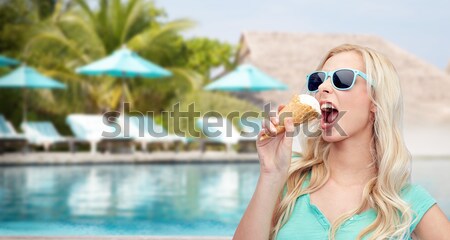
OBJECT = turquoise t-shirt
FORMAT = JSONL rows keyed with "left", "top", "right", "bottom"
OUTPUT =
{"left": 276, "top": 171, "right": 436, "bottom": 240}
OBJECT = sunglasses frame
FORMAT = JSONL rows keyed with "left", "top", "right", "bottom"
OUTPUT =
{"left": 306, "top": 68, "right": 371, "bottom": 93}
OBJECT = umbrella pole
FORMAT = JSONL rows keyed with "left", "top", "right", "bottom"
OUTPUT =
{"left": 23, "top": 88, "right": 27, "bottom": 123}
{"left": 121, "top": 76, "right": 126, "bottom": 116}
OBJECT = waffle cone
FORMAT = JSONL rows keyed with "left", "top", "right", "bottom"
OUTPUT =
{"left": 260, "top": 95, "right": 319, "bottom": 141}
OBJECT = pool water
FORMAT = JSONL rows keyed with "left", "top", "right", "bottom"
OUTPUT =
{"left": 0, "top": 163, "right": 259, "bottom": 236}
{"left": 0, "top": 159, "right": 448, "bottom": 236}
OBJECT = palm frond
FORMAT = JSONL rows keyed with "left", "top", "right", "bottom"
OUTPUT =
{"left": 127, "top": 18, "right": 195, "bottom": 52}
{"left": 167, "top": 67, "right": 204, "bottom": 91}
{"left": 59, "top": 12, "right": 106, "bottom": 58}
{"left": 24, "top": 29, "right": 89, "bottom": 64}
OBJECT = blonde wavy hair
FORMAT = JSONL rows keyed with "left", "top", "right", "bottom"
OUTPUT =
{"left": 270, "top": 44, "right": 413, "bottom": 240}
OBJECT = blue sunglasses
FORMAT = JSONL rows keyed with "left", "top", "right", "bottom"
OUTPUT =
{"left": 306, "top": 68, "right": 371, "bottom": 92}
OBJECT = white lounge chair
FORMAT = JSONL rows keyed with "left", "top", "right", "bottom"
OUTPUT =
{"left": 196, "top": 116, "right": 240, "bottom": 152}
{"left": 21, "top": 121, "right": 68, "bottom": 152}
{"left": 117, "top": 115, "right": 186, "bottom": 152}
{"left": 237, "top": 117, "right": 262, "bottom": 151}
{"left": 239, "top": 117, "right": 262, "bottom": 141}
{"left": 0, "top": 114, "right": 27, "bottom": 153}
{"left": 66, "top": 114, "right": 133, "bottom": 154}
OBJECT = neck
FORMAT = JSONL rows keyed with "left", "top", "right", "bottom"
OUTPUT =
{"left": 327, "top": 128, "right": 377, "bottom": 186}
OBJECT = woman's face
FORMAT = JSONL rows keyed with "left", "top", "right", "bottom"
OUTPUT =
{"left": 314, "top": 51, "right": 375, "bottom": 142}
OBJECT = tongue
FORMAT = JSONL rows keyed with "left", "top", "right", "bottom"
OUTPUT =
{"left": 326, "top": 110, "right": 338, "bottom": 123}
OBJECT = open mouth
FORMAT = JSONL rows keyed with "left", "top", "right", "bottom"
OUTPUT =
{"left": 321, "top": 102, "right": 339, "bottom": 125}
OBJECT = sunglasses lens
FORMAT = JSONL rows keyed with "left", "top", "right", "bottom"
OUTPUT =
{"left": 333, "top": 69, "right": 355, "bottom": 90}
{"left": 308, "top": 72, "right": 326, "bottom": 91}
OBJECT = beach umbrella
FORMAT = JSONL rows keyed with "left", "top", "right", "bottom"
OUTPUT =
{"left": 0, "top": 65, "right": 66, "bottom": 122}
{"left": 204, "top": 64, "right": 288, "bottom": 91}
{"left": 0, "top": 55, "right": 19, "bottom": 67}
{"left": 76, "top": 45, "right": 172, "bottom": 113}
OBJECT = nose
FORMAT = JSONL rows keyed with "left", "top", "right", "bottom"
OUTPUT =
{"left": 317, "top": 76, "right": 333, "bottom": 94}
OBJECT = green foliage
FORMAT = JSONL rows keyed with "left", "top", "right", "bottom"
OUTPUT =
{"left": 0, "top": 0, "right": 38, "bottom": 56}
{"left": 0, "top": 0, "right": 257, "bottom": 137}
{"left": 21, "top": 0, "right": 200, "bottom": 112}
{"left": 183, "top": 38, "right": 235, "bottom": 82}
{"left": 164, "top": 91, "right": 260, "bottom": 137}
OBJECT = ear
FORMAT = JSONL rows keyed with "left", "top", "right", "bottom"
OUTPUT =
{"left": 370, "top": 102, "right": 377, "bottom": 113}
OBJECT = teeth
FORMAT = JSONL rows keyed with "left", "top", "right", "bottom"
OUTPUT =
{"left": 320, "top": 102, "right": 334, "bottom": 111}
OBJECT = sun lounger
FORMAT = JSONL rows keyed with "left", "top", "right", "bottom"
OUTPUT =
{"left": 196, "top": 116, "right": 240, "bottom": 152}
{"left": 66, "top": 114, "right": 133, "bottom": 154}
{"left": 239, "top": 117, "right": 262, "bottom": 141}
{"left": 237, "top": 117, "right": 262, "bottom": 151}
{"left": 0, "top": 114, "right": 27, "bottom": 153}
{"left": 21, "top": 121, "right": 69, "bottom": 151}
{"left": 118, "top": 115, "right": 186, "bottom": 152}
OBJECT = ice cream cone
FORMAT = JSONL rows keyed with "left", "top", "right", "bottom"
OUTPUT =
{"left": 260, "top": 94, "right": 320, "bottom": 141}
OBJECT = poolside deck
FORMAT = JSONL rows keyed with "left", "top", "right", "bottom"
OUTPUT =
{"left": 1, "top": 151, "right": 449, "bottom": 166}
{"left": 0, "top": 151, "right": 259, "bottom": 165}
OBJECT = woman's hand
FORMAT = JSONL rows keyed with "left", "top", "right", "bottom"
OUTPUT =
{"left": 257, "top": 104, "right": 295, "bottom": 182}
{"left": 233, "top": 105, "right": 295, "bottom": 240}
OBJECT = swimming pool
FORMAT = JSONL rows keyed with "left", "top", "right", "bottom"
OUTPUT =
{"left": 0, "top": 159, "right": 448, "bottom": 236}
{"left": 0, "top": 163, "right": 259, "bottom": 236}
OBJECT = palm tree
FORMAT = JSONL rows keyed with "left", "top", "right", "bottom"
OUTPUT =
{"left": 23, "top": 0, "right": 202, "bottom": 113}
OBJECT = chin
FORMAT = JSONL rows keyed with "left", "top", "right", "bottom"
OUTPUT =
{"left": 321, "top": 128, "right": 348, "bottom": 142}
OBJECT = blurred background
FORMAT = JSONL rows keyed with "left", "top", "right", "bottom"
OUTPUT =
{"left": 0, "top": 0, "right": 448, "bottom": 238}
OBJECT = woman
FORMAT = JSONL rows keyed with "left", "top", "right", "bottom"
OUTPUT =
{"left": 233, "top": 44, "right": 450, "bottom": 239}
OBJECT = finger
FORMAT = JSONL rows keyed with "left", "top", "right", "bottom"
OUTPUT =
{"left": 264, "top": 106, "right": 281, "bottom": 127}
{"left": 283, "top": 117, "right": 294, "bottom": 147}
{"left": 284, "top": 117, "right": 294, "bottom": 133}
{"left": 267, "top": 121, "right": 277, "bottom": 135}
{"left": 263, "top": 116, "right": 270, "bottom": 129}
{"left": 258, "top": 128, "right": 272, "bottom": 142}
{"left": 261, "top": 126, "right": 268, "bottom": 135}
{"left": 274, "top": 105, "right": 285, "bottom": 126}
{"left": 257, "top": 128, "right": 264, "bottom": 140}
{"left": 278, "top": 104, "right": 285, "bottom": 113}
{"left": 262, "top": 122, "right": 276, "bottom": 136}
{"left": 270, "top": 108, "right": 279, "bottom": 125}
{"left": 258, "top": 128, "right": 268, "bottom": 139}
{"left": 270, "top": 115, "right": 279, "bottom": 126}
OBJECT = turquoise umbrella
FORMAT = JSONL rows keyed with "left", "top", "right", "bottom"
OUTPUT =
{"left": 0, "top": 55, "right": 19, "bottom": 67}
{"left": 204, "top": 64, "right": 288, "bottom": 91}
{"left": 0, "top": 65, "right": 66, "bottom": 122}
{"left": 76, "top": 46, "right": 171, "bottom": 113}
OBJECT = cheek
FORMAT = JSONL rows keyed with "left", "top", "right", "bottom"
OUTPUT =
{"left": 342, "top": 107, "right": 370, "bottom": 126}
{"left": 339, "top": 97, "right": 372, "bottom": 131}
